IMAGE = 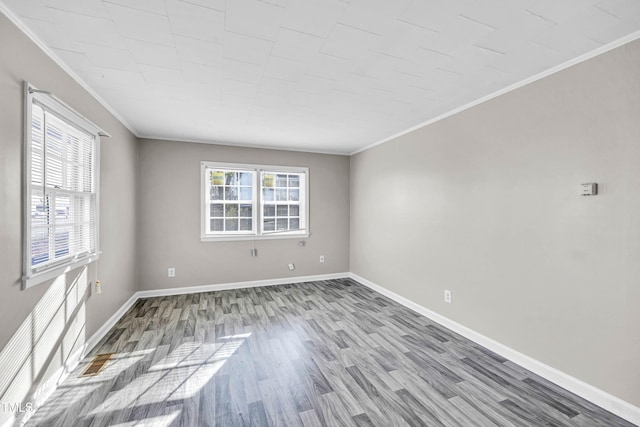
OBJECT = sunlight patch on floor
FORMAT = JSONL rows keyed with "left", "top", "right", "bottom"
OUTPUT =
{"left": 86, "top": 334, "right": 249, "bottom": 419}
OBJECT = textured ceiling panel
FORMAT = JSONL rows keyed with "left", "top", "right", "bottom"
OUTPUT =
{"left": 2, "top": 0, "right": 640, "bottom": 154}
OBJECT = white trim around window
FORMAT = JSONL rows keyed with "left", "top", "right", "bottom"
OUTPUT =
{"left": 201, "top": 162, "right": 310, "bottom": 242}
{"left": 23, "top": 82, "right": 106, "bottom": 289}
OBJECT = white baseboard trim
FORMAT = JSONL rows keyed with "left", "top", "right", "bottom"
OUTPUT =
{"left": 85, "top": 293, "right": 139, "bottom": 354}
{"left": 83, "top": 272, "right": 348, "bottom": 353}
{"left": 136, "top": 272, "right": 350, "bottom": 299}
{"left": 348, "top": 272, "right": 640, "bottom": 426}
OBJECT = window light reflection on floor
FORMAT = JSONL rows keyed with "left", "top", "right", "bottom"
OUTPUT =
{"left": 23, "top": 348, "right": 155, "bottom": 425}
{"left": 86, "top": 333, "right": 250, "bottom": 418}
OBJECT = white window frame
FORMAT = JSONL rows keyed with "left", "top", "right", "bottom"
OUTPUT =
{"left": 23, "top": 82, "right": 107, "bottom": 289}
{"left": 201, "top": 162, "right": 310, "bottom": 242}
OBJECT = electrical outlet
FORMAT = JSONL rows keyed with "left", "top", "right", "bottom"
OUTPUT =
{"left": 168, "top": 268, "right": 175, "bottom": 277}
{"left": 444, "top": 289, "right": 452, "bottom": 304}
{"left": 288, "top": 263, "right": 295, "bottom": 271}
{"left": 320, "top": 255, "right": 325, "bottom": 263}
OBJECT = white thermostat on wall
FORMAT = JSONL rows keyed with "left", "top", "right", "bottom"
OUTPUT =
{"left": 579, "top": 183, "right": 598, "bottom": 196}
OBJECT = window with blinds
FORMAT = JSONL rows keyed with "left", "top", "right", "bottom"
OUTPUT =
{"left": 24, "top": 83, "right": 104, "bottom": 289}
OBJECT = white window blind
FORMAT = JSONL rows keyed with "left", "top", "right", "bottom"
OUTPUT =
{"left": 24, "top": 82, "right": 106, "bottom": 289}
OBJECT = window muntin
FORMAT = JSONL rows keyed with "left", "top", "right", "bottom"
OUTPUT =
{"left": 201, "top": 162, "right": 308, "bottom": 241}
{"left": 24, "top": 83, "right": 103, "bottom": 289}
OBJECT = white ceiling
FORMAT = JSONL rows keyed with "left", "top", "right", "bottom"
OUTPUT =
{"left": 2, "top": 0, "right": 640, "bottom": 154}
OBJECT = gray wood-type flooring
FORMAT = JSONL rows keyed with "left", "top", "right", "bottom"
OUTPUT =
{"left": 26, "top": 278, "right": 635, "bottom": 426}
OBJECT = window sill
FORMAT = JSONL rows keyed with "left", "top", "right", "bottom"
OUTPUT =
{"left": 23, "top": 253, "right": 99, "bottom": 289}
{"left": 201, "top": 232, "right": 310, "bottom": 242}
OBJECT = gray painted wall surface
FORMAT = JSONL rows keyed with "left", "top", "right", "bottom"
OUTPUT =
{"left": 351, "top": 40, "right": 640, "bottom": 406}
{"left": 137, "top": 139, "right": 349, "bottom": 290}
{"left": 0, "top": 13, "right": 138, "bottom": 423}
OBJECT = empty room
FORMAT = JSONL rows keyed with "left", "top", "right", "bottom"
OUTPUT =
{"left": 1, "top": 0, "right": 639, "bottom": 426}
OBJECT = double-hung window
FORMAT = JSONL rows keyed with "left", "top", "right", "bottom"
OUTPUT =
{"left": 23, "top": 82, "right": 106, "bottom": 289}
{"left": 201, "top": 162, "right": 309, "bottom": 241}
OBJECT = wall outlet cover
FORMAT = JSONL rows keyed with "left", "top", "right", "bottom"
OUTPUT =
{"left": 444, "top": 289, "right": 452, "bottom": 304}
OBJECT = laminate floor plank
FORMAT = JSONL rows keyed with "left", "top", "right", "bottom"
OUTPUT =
{"left": 396, "top": 388, "right": 448, "bottom": 426}
{"left": 319, "top": 392, "right": 357, "bottom": 427}
{"left": 259, "top": 377, "right": 302, "bottom": 427}
{"left": 390, "top": 368, "right": 466, "bottom": 427}
{"left": 449, "top": 395, "right": 500, "bottom": 426}
{"left": 351, "top": 413, "right": 375, "bottom": 427}
{"left": 453, "top": 381, "right": 521, "bottom": 427}
{"left": 324, "top": 362, "right": 389, "bottom": 426}
{"left": 299, "top": 409, "right": 323, "bottom": 427}
{"left": 342, "top": 347, "right": 404, "bottom": 393}
{"left": 24, "top": 279, "right": 635, "bottom": 427}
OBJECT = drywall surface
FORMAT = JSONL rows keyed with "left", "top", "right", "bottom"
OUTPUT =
{"left": 350, "top": 40, "right": 640, "bottom": 406}
{"left": 138, "top": 139, "right": 349, "bottom": 290}
{"left": 0, "top": 12, "right": 138, "bottom": 424}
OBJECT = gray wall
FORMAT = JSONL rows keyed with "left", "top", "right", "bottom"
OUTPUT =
{"left": 138, "top": 139, "right": 349, "bottom": 290}
{"left": 0, "top": 13, "right": 138, "bottom": 424}
{"left": 350, "top": 40, "right": 640, "bottom": 406}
